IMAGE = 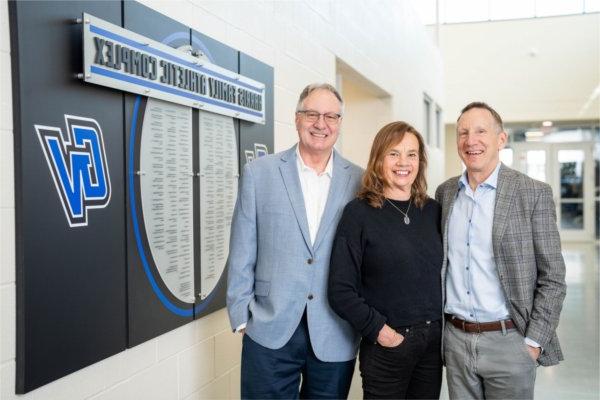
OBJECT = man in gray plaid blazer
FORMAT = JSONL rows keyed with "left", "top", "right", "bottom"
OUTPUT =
{"left": 435, "top": 102, "right": 566, "bottom": 399}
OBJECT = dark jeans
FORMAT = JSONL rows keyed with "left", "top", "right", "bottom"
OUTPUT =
{"left": 241, "top": 312, "right": 356, "bottom": 399}
{"left": 359, "top": 319, "right": 442, "bottom": 399}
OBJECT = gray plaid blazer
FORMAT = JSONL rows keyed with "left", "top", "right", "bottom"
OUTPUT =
{"left": 435, "top": 164, "right": 566, "bottom": 366}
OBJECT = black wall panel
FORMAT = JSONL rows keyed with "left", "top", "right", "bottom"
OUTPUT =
{"left": 11, "top": 0, "right": 274, "bottom": 393}
{"left": 124, "top": 1, "right": 190, "bottom": 49}
{"left": 239, "top": 52, "right": 275, "bottom": 168}
{"left": 123, "top": 0, "right": 195, "bottom": 348}
{"left": 189, "top": 29, "right": 241, "bottom": 319}
{"left": 191, "top": 30, "right": 239, "bottom": 72}
{"left": 11, "top": 1, "right": 126, "bottom": 393}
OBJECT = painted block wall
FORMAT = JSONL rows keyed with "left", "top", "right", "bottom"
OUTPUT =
{"left": 0, "top": 1, "right": 443, "bottom": 398}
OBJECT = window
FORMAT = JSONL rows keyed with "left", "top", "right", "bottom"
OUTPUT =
{"left": 490, "top": 0, "right": 535, "bottom": 20}
{"left": 412, "top": 0, "right": 598, "bottom": 25}
{"left": 536, "top": 0, "right": 585, "bottom": 17}
{"left": 435, "top": 105, "right": 443, "bottom": 148}
{"left": 423, "top": 94, "right": 432, "bottom": 146}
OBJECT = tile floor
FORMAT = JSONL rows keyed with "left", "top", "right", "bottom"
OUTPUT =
{"left": 532, "top": 242, "right": 599, "bottom": 400}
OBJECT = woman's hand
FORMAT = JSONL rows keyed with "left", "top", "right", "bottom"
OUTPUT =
{"left": 377, "top": 324, "right": 404, "bottom": 347}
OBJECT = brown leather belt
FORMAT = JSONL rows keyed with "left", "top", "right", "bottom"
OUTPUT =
{"left": 445, "top": 314, "right": 515, "bottom": 333}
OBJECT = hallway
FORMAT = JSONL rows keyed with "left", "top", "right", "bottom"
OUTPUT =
{"left": 534, "top": 242, "right": 599, "bottom": 399}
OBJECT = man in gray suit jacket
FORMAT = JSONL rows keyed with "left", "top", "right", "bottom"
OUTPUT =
{"left": 435, "top": 102, "right": 566, "bottom": 399}
{"left": 226, "top": 83, "right": 363, "bottom": 399}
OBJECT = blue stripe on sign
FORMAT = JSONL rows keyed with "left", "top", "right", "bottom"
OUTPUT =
{"left": 128, "top": 95, "right": 194, "bottom": 317}
{"left": 91, "top": 66, "right": 263, "bottom": 118}
{"left": 90, "top": 24, "right": 262, "bottom": 92}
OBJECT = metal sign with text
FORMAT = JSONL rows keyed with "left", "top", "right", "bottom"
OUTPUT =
{"left": 82, "top": 13, "right": 265, "bottom": 124}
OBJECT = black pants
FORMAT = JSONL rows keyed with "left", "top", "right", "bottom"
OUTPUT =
{"left": 359, "top": 319, "right": 442, "bottom": 399}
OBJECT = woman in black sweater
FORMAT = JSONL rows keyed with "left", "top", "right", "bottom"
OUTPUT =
{"left": 328, "top": 121, "right": 443, "bottom": 399}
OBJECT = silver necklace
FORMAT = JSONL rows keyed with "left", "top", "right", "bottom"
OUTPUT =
{"left": 386, "top": 198, "right": 411, "bottom": 225}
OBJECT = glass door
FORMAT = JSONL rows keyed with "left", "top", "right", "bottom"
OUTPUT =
{"left": 552, "top": 143, "right": 594, "bottom": 241}
{"left": 511, "top": 142, "right": 551, "bottom": 186}
{"left": 511, "top": 142, "right": 595, "bottom": 242}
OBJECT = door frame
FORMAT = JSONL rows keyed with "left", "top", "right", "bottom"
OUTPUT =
{"left": 510, "top": 141, "right": 594, "bottom": 242}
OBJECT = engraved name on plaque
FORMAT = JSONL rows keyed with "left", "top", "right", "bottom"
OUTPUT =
{"left": 140, "top": 98, "right": 195, "bottom": 303}
{"left": 199, "top": 111, "right": 238, "bottom": 298}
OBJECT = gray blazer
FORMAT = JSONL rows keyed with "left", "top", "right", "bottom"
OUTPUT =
{"left": 226, "top": 145, "right": 363, "bottom": 362}
{"left": 435, "top": 164, "right": 566, "bottom": 366}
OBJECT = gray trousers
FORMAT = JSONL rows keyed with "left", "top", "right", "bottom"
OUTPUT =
{"left": 444, "top": 322, "right": 537, "bottom": 399}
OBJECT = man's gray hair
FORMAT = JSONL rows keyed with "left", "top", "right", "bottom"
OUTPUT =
{"left": 296, "top": 83, "right": 344, "bottom": 115}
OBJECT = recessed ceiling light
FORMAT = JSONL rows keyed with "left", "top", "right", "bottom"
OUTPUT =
{"left": 542, "top": 121, "right": 553, "bottom": 127}
{"left": 525, "top": 130, "right": 544, "bottom": 138}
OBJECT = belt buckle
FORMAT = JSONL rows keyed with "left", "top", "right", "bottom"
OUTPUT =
{"left": 500, "top": 319, "right": 507, "bottom": 335}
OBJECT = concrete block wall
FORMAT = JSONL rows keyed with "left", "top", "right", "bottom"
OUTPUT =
{"left": 0, "top": 0, "right": 443, "bottom": 398}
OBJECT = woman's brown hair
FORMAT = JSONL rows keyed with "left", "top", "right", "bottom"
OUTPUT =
{"left": 358, "top": 121, "right": 429, "bottom": 208}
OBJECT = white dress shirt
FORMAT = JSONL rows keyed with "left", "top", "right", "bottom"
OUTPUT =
{"left": 296, "top": 146, "right": 333, "bottom": 245}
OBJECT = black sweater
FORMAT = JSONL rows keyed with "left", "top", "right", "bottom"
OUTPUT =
{"left": 328, "top": 197, "right": 443, "bottom": 343}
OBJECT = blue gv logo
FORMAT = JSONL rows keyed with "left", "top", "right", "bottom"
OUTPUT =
{"left": 35, "top": 115, "right": 111, "bottom": 227}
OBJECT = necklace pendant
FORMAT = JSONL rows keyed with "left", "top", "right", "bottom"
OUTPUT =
{"left": 404, "top": 215, "right": 410, "bottom": 225}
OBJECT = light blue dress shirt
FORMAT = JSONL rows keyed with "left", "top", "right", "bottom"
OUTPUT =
{"left": 445, "top": 163, "right": 541, "bottom": 349}
{"left": 445, "top": 163, "right": 511, "bottom": 323}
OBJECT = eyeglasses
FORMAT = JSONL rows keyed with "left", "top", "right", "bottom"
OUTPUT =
{"left": 297, "top": 110, "right": 342, "bottom": 125}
